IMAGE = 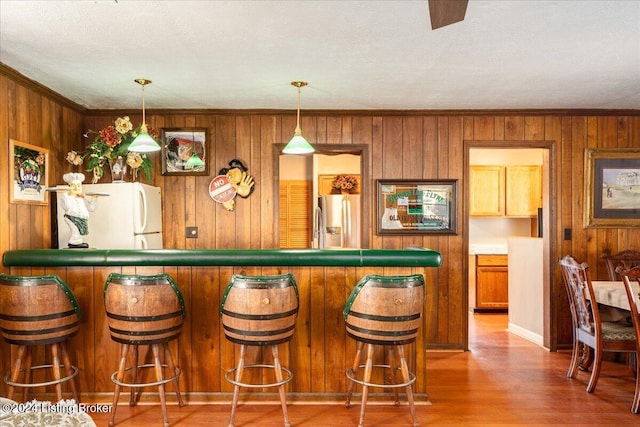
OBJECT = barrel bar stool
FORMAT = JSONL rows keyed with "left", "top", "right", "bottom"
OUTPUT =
{"left": 220, "top": 273, "right": 299, "bottom": 427}
{"left": 343, "top": 274, "right": 426, "bottom": 427}
{"left": 104, "top": 273, "right": 186, "bottom": 427}
{"left": 0, "top": 274, "right": 81, "bottom": 403}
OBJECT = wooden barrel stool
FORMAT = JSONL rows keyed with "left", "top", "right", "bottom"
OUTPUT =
{"left": 220, "top": 273, "right": 299, "bottom": 427}
{"left": 343, "top": 274, "right": 426, "bottom": 427}
{"left": 104, "top": 273, "right": 186, "bottom": 427}
{"left": 0, "top": 274, "right": 81, "bottom": 403}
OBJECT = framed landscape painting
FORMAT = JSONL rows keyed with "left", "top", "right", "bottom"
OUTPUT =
{"left": 584, "top": 148, "right": 640, "bottom": 228}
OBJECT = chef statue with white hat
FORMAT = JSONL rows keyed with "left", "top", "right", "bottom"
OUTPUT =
{"left": 60, "top": 172, "right": 98, "bottom": 248}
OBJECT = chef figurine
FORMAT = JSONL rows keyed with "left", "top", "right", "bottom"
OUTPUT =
{"left": 60, "top": 172, "right": 98, "bottom": 248}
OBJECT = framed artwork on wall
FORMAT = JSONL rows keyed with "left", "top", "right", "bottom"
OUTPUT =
{"left": 160, "top": 128, "right": 208, "bottom": 176}
{"left": 584, "top": 148, "right": 640, "bottom": 228}
{"left": 9, "top": 139, "right": 49, "bottom": 205}
{"left": 376, "top": 179, "right": 457, "bottom": 235}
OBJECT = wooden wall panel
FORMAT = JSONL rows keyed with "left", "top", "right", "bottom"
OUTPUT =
{"left": 0, "top": 73, "right": 84, "bottom": 264}
{"left": 4, "top": 67, "right": 640, "bottom": 366}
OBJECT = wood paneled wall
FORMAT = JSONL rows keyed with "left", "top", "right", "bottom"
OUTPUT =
{"left": 3, "top": 65, "right": 640, "bottom": 353}
{"left": 0, "top": 67, "right": 85, "bottom": 258}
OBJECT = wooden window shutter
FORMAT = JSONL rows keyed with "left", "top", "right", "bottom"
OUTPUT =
{"left": 279, "top": 180, "right": 311, "bottom": 248}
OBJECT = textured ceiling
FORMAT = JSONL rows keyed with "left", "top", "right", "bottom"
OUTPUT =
{"left": 1, "top": 0, "right": 639, "bottom": 111}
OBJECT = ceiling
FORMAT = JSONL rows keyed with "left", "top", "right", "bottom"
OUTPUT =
{"left": 1, "top": 0, "right": 639, "bottom": 111}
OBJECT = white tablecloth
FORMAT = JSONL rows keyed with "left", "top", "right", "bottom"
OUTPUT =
{"left": 592, "top": 280, "right": 640, "bottom": 311}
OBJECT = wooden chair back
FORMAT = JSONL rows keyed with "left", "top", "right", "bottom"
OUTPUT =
{"left": 602, "top": 249, "right": 640, "bottom": 281}
{"left": 0, "top": 274, "right": 81, "bottom": 346}
{"left": 620, "top": 265, "right": 640, "bottom": 414}
{"left": 220, "top": 274, "right": 299, "bottom": 346}
{"left": 104, "top": 273, "right": 185, "bottom": 345}
{"left": 621, "top": 266, "right": 640, "bottom": 335}
{"left": 559, "top": 255, "right": 599, "bottom": 337}
{"left": 343, "top": 274, "right": 425, "bottom": 345}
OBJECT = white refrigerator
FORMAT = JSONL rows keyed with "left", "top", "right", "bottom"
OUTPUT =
{"left": 314, "top": 194, "right": 361, "bottom": 249}
{"left": 56, "top": 182, "right": 163, "bottom": 249}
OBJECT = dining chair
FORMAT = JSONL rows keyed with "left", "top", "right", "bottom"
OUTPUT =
{"left": 602, "top": 249, "right": 640, "bottom": 281}
{"left": 620, "top": 266, "right": 640, "bottom": 414}
{"left": 558, "top": 255, "right": 636, "bottom": 393}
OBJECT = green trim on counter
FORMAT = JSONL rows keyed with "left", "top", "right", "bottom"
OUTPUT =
{"left": 3, "top": 248, "right": 442, "bottom": 268}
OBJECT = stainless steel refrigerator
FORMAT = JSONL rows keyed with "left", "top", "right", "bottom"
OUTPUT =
{"left": 314, "top": 194, "right": 361, "bottom": 249}
{"left": 56, "top": 182, "right": 163, "bottom": 249}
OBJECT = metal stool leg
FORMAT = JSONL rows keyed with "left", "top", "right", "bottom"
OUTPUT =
{"left": 60, "top": 343, "right": 79, "bottom": 401}
{"left": 271, "top": 345, "right": 291, "bottom": 427}
{"left": 346, "top": 341, "right": 364, "bottom": 408}
{"left": 109, "top": 343, "right": 130, "bottom": 427}
{"left": 164, "top": 343, "right": 185, "bottom": 407}
{"left": 358, "top": 343, "right": 375, "bottom": 427}
{"left": 228, "top": 344, "right": 247, "bottom": 427}
{"left": 397, "top": 345, "right": 418, "bottom": 427}
{"left": 152, "top": 344, "right": 170, "bottom": 427}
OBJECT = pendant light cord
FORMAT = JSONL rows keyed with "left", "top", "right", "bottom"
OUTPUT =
{"left": 295, "top": 85, "right": 302, "bottom": 134}
{"left": 141, "top": 84, "right": 146, "bottom": 125}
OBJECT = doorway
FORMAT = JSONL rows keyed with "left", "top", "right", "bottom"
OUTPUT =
{"left": 465, "top": 141, "right": 556, "bottom": 351}
{"left": 277, "top": 144, "right": 368, "bottom": 249}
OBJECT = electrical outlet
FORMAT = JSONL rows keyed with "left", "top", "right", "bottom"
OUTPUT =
{"left": 563, "top": 228, "right": 572, "bottom": 241}
{"left": 186, "top": 226, "right": 198, "bottom": 238}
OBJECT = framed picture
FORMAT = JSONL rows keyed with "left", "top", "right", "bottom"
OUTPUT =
{"left": 161, "top": 128, "right": 208, "bottom": 176}
{"left": 9, "top": 139, "right": 49, "bottom": 205}
{"left": 584, "top": 148, "right": 640, "bottom": 228}
{"left": 377, "top": 179, "right": 457, "bottom": 235}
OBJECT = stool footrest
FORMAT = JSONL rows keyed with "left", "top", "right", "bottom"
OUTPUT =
{"left": 4, "top": 364, "right": 79, "bottom": 388}
{"left": 225, "top": 364, "right": 293, "bottom": 388}
{"left": 110, "top": 363, "right": 181, "bottom": 388}
{"left": 346, "top": 364, "right": 416, "bottom": 388}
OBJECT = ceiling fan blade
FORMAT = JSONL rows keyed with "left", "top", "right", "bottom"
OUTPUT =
{"left": 429, "top": 0, "right": 469, "bottom": 30}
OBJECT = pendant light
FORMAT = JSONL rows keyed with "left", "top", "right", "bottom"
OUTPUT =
{"left": 129, "top": 78, "right": 161, "bottom": 152}
{"left": 185, "top": 131, "right": 205, "bottom": 169}
{"left": 282, "top": 81, "right": 314, "bottom": 154}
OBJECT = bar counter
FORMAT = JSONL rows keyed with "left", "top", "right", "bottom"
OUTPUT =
{"left": 3, "top": 248, "right": 442, "bottom": 268}
{"left": 2, "top": 248, "right": 441, "bottom": 402}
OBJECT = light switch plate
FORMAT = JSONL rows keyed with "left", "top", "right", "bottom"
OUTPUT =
{"left": 186, "top": 226, "right": 198, "bottom": 238}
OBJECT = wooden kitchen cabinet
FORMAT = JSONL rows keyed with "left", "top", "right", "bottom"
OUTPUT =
{"left": 475, "top": 254, "right": 508, "bottom": 311}
{"left": 505, "top": 166, "right": 541, "bottom": 216}
{"left": 470, "top": 165, "right": 541, "bottom": 217}
{"left": 469, "top": 166, "right": 505, "bottom": 215}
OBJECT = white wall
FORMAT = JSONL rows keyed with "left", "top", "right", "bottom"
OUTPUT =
{"left": 279, "top": 154, "right": 312, "bottom": 180}
{"left": 470, "top": 148, "right": 544, "bottom": 166}
{"left": 279, "top": 153, "right": 360, "bottom": 180}
{"left": 508, "top": 237, "right": 544, "bottom": 346}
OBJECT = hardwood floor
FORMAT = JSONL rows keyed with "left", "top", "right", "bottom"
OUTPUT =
{"left": 89, "top": 313, "right": 639, "bottom": 426}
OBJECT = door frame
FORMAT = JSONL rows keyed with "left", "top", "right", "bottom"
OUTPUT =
{"left": 464, "top": 140, "right": 557, "bottom": 351}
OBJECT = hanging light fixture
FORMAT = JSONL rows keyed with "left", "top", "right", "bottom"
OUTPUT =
{"left": 185, "top": 131, "right": 205, "bottom": 169}
{"left": 282, "top": 81, "right": 314, "bottom": 155}
{"left": 129, "top": 78, "right": 161, "bottom": 152}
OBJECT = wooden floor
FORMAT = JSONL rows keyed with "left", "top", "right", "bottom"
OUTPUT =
{"left": 89, "top": 313, "right": 639, "bottom": 426}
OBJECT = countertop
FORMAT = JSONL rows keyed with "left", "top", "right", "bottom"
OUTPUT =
{"left": 469, "top": 243, "right": 508, "bottom": 255}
